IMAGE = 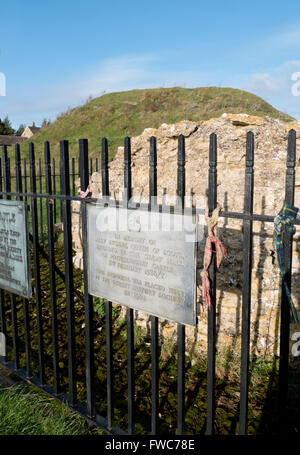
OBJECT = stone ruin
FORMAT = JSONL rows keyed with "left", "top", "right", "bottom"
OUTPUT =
{"left": 71, "top": 113, "right": 300, "bottom": 356}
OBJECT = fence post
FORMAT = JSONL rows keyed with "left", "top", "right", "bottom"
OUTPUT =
{"left": 206, "top": 133, "right": 218, "bottom": 434}
{"left": 124, "top": 136, "right": 135, "bottom": 435}
{"left": 79, "top": 138, "right": 96, "bottom": 418}
{"left": 2, "top": 146, "right": 20, "bottom": 370}
{"left": 239, "top": 131, "right": 254, "bottom": 434}
{"left": 16, "top": 144, "right": 32, "bottom": 378}
{"left": 15, "top": 144, "right": 22, "bottom": 195}
{"left": 38, "top": 158, "right": 43, "bottom": 243}
{"left": 149, "top": 136, "right": 159, "bottom": 435}
{"left": 102, "top": 137, "right": 114, "bottom": 430}
{"left": 45, "top": 142, "right": 60, "bottom": 394}
{"left": 72, "top": 157, "right": 76, "bottom": 196}
{"left": 52, "top": 158, "right": 57, "bottom": 224}
{"left": 2, "top": 146, "right": 10, "bottom": 198}
{"left": 177, "top": 134, "right": 186, "bottom": 435}
{"left": 60, "top": 140, "right": 77, "bottom": 406}
{"left": 101, "top": 138, "right": 109, "bottom": 197}
{"left": 29, "top": 142, "right": 45, "bottom": 384}
{"left": 0, "top": 156, "right": 6, "bottom": 359}
{"left": 278, "top": 129, "right": 296, "bottom": 430}
{"left": 23, "top": 158, "right": 28, "bottom": 205}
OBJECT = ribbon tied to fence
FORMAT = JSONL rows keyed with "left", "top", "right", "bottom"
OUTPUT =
{"left": 273, "top": 203, "right": 300, "bottom": 324}
{"left": 201, "top": 206, "right": 227, "bottom": 309}
{"left": 79, "top": 186, "right": 91, "bottom": 199}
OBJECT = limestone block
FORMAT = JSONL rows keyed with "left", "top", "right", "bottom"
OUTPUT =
{"left": 70, "top": 113, "right": 300, "bottom": 354}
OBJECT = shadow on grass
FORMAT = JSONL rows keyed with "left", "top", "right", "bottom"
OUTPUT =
{"left": 1, "top": 243, "right": 300, "bottom": 435}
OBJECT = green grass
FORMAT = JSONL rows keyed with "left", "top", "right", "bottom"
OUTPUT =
{"left": 0, "top": 382, "right": 106, "bottom": 435}
{"left": 2, "top": 243, "right": 300, "bottom": 435}
{"left": 12, "top": 86, "right": 294, "bottom": 162}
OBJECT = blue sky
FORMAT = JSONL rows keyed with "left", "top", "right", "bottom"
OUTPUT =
{"left": 1, "top": 0, "right": 300, "bottom": 128}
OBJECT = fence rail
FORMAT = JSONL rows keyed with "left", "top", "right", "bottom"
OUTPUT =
{"left": 0, "top": 131, "right": 298, "bottom": 435}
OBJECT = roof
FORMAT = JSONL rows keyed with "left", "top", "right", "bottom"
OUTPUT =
{"left": 26, "top": 126, "right": 40, "bottom": 134}
{"left": 0, "top": 135, "right": 27, "bottom": 146}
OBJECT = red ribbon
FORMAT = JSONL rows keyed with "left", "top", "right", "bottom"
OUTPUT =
{"left": 79, "top": 186, "right": 91, "bottom": 199}
{"left": 201, "top": 269, "right": 212, "bottom": 309}
{"left": 201, "top": 209, "right": 228, "bottom": 309}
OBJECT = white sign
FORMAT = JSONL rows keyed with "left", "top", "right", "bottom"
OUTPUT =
{"left": 0, "top": 200, "right": 32, "bottom": 298}
{"left": 87, "top": 205, "right": 197, "bottom": 326}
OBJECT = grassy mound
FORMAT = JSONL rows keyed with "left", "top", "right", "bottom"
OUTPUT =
{"left": 16, "top": 86, "right": 294, "bottom": 161}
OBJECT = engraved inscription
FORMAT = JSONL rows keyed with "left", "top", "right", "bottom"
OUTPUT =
{"left": 87, "top": 206, "right": 196, "bottom": 326}
{"left": 0, "top": 201, "right": 31, "bottom": 298}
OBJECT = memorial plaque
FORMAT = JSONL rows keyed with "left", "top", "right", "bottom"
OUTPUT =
{"left": 0, "top": 200, "right": 32, "bottom": 298}
{"left": 87, "top": 204, "right": 197, "bottom": 327}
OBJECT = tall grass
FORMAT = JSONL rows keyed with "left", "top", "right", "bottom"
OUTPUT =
{"left": 0, "top": 383, "right": 105, "bottom": 435}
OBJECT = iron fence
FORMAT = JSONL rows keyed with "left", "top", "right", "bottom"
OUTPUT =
{"left": 0, "top": 131, "right": 298, "bottom": 435}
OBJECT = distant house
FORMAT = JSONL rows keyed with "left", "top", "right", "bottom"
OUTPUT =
{"left": 21, "top": 126, "right": 41, "bottom": 139}
{"left": 0, "top": 135, "right": 26, "bottom": 146}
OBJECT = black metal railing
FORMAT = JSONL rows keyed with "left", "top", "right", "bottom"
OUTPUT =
{"left": 0, "top": 131, "right": 298, "bottom": 435}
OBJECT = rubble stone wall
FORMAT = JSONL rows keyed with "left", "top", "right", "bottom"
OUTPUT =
{"left": 72, "top": 113, "right": 300, "bottom": 356}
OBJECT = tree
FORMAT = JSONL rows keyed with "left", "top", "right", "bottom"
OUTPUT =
{"left": 41, "top": 118, "right": 51, "bottom": 129}
{"left": 15, "top": 124, "right": 25, "bottom": 136}
{"left": 0, "top": 116, "right": 15, "bottom": 135}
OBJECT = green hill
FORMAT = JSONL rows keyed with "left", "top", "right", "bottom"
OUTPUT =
{"left": 17, "top": 86, "right": 294, "bottom": 162}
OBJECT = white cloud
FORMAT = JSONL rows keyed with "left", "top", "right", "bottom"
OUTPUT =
{"left": 245, "top": 62, "right": 299, "bottom": 93}
{"left": 273, "top": 28, "right": 300, "bottom": 46}
{"left": 262, "top": 23, "right": 300, "bottom": 49}
{"left": 0, "top": 53, "right": 208, "bottom": 127}
{"left": 238, "top": 61, "right": 300, "bottom": 119}
{"left": 246, "top": 61, "right": 300, "bottom": 93}
{"left": 3, "top": 51, "right": 300, "bottom": 127}
{"left": 0, "top": 72, "right": 5, "bottom": 96}
{"left": 248, "top": 73, "right": 283, "bottom": 92}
